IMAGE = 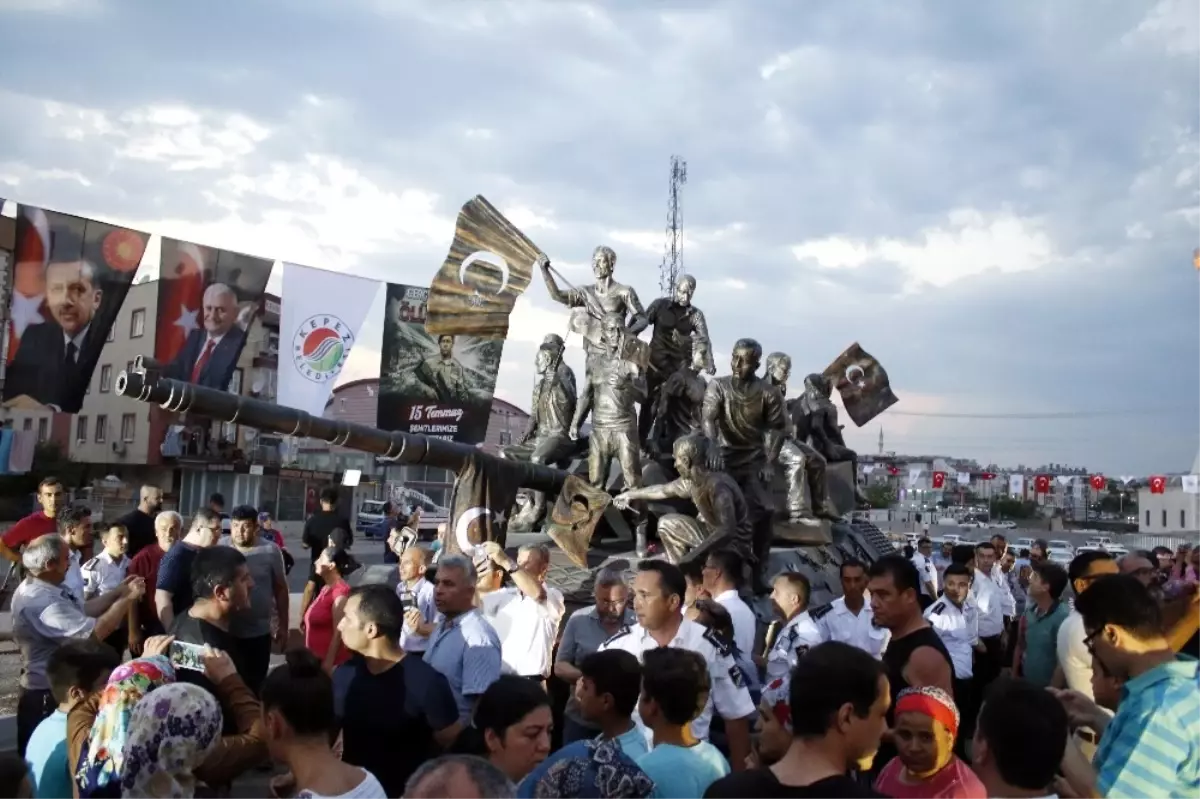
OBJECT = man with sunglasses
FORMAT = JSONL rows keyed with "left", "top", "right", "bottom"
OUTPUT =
{"left": 1052, "top": 574, "right": 1198, "bottom": 799}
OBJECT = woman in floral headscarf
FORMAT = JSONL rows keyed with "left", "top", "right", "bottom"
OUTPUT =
{"left": 873, "top": 686, "right": 986, "bottom": 799}
{"left": 73, "top": 653, "right": 177, "bottom": 798}
{"left": 120, "top": 682, "right": 223, "bottom": 798}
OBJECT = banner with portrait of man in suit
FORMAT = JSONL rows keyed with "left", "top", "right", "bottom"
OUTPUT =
{"left": 2, "top": 204, "right": 150, "bottom": 413}
{"left": 154, "top": 238, "right": 273, "bottom": 392}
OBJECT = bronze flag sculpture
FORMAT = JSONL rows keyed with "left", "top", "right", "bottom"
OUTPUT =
{"left": 425, "top": 195, "right": 542, "bottom": 339}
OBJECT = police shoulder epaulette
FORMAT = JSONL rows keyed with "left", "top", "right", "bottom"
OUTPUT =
{"left": 702, "top": 626, "right": 733, "bottom": 658}
{"left": 810, "top": 603, "right": 834, "bottom": 621}
{"left": 601, "top": 625, "right": 631, "bottom": 648}
{"left": 81, "top": 556, "right": 100, "bottom": 570}
{"left": 930, "top": 600, "right": 946, "bottom": 615}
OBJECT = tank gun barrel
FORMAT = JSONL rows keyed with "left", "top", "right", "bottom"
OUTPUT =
{"left": 116, "top": 356, "right": 569, "bottom": 495}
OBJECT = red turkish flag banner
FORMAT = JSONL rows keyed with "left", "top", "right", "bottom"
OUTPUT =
{"left": 887, "top": 464, "right": 900, "bottom": 476}
{"left": 932, "top": 471, "right": 946, "bottom": 489}
{"left": 1149, "top": 476, "right": 1166, "bottom": 494}
{"left": 980, "top": 472, "right": 997, "bottom": 480}
{"left": 1089, "top": 474, "right": 1106, "bottom": 491}
{"left": 1035, "top": 475, "right": 1051, "bottom": 493}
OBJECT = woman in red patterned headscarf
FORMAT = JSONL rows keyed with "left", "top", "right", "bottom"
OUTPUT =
{"left": 873, "top": 686, "right": 985, "bottom": 798}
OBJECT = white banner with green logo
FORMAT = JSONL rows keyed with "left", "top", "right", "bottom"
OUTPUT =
{"left": 278, "top": 262, "right": 381, "bottom": 416}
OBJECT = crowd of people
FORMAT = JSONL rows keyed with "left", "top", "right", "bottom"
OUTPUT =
{"left": 1, "top": 476, "right": 1197, "bottom": 798}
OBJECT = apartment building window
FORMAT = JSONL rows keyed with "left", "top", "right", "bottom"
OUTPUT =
{"left": 99, "top": 365, "right": 113, "bottom": 393}
{"left": 106, "top": 325, "right": 116, "bottom": 343}
{"left": 95, "top": 414, "right": 108, "bottom": 444}
{"left": 266, "top": 331, "right": 279, "bottom": 353}
{"left": 1162, "top": 509, "right": 1167, "bottom": 528}
{"left": 75, "top": 416, "right": 88, "bottom": 443}
{"left": 121, "top": 413, "right": 136, "bottom": 443}
{"left": 1146, "top": 510, "right": 1151, "bottom": 527}
{"left": 22, "top": 418, "right": 31, "bottom": 432}
{"left": 37, "top": 418, "right": 48, "bottom": 443}
{"left": 1182, "top": 510, "right": 1187, "bottom": 529}
{"left": 130, "top": 308, "right": 146, "bottom": 338}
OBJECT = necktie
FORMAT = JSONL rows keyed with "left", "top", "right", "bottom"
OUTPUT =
{"left": 64, "top": 341, "right": 77, "bottom": 366}
{"left": 191, "top": 339, "right": 217, "bottom": 383}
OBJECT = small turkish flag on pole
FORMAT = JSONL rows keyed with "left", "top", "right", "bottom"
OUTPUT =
{"left": 932, "top": 471, "right": 946, "bottom": 489}
{"left": 1035, "top": 475, "right": 1051, "bottom": 494}
{"left": 1089, "top": 474, "right": 1106, "bottom": 491}
{"left": 1149, "top": 476, "right": 1167, "bottom": 494}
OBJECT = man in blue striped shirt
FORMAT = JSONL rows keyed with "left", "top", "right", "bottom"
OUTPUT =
{"left": 1054, "top": 574, "right": 1198, "bottom": 798}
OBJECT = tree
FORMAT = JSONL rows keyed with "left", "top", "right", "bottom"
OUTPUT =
{"left": 990, "top": 496, "right": 1038, "bottom": 519}
{"left": 864, "top": 484, "right": 895, "bottom": 510}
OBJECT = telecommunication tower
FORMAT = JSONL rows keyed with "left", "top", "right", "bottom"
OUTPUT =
{"left": 658, "top": 155, "right": 688, "bottom": 296}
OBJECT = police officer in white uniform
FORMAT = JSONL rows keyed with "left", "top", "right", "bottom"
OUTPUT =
{"left": 599, "top": 560, "right": 755, "bottom": 766}
{"left": 971, "top": 541, "right": 1006, "bottom": 688}
{"left": 813, "top": 558, "right": 889, "bottom": 658}
{"left": 910, "top": 536, "right": 938, "bottom": 608}
{"left": 763, "top": 572, "right": 824, "bottom": 683}
{"left": 926, "top": 562, "right": 983, "bottom": 740}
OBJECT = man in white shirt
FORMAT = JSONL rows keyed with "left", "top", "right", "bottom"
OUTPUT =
{"left": 397, "top": 545, "right": 439, "bottom": 652}
{"left": 598, "top": 560, "right": 754, "bottom": 771}
{"left": 972, "top": 541, "right": 1006, "bottom": 695}
{"left": 911, "top": 537, "right": 938, "bottom": 609}
{"left": 763, "top": 572, "right": 824, "bottom": 682}
{"left": 481, "top": 542, "right": 565, "bottom": 682}
{"left": 813, "top": 558, "right": 889, "bottom": 658}
{"left": 926, "top": 563, "right": 983, "bottom": 739}
{"left": 989, "top": 533, "right": 1017, "bottom": 621}
{"left": 1054, "top": 551, "right": 1119, "bottom": 700}
{"left": 701, "top": 549, "right": 756, "bottom": 657}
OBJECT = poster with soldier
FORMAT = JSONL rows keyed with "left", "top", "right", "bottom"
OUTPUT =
{"left": 154, "top": 238, "right": 273, "bottom": 391}
{"left": 377, "top": 283, "right": 504, "bottom": 444}
{"left": 2, "top": 204, "right": 150, "bottom": 413}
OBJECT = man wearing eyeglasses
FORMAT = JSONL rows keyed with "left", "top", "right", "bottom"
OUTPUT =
{"left": 1051, "top": 574, "right": 1199, "bottom": 799}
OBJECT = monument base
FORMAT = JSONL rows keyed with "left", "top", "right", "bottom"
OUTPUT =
{"left": 773, "top": 519, "right": 832, "bottom": 545}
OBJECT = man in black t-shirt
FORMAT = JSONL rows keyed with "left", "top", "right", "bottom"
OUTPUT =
{"left": 332, "top": 584, "right": 461, "bottom": 797}
{"left": 704, "top": 642, "right": 889, "bottom": 799}
{"left": 299, "top": 487, "right": 351, "bottom": 621}
{"left": 115, "top": 485, "right": 163, "bottom": 559}
{"left": 170, "top": 546, "right": 253, "bottom": 734}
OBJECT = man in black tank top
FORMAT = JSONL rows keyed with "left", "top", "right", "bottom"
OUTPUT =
{"left": 866, "top": 556, "right": 954, "bottom": 768}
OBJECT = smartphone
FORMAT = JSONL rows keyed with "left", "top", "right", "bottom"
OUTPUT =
{"left": 168, "top": 640, "right": 207, "bottom": 672}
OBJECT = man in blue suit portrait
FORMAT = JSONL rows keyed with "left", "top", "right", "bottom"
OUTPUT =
{"left": 165, "top": 281, "right": 247, "bottom": 389}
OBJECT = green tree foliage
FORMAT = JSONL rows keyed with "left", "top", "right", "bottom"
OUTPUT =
{"left": 990, "top": 496, "right": 1038, "bottom": 519}
{"left": 864, "top": 483, "right": 895, "bottom": 509}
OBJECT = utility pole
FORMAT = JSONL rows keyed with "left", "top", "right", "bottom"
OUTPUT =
{"left": 658, "top": 155, "right": 688, "bottom": 295}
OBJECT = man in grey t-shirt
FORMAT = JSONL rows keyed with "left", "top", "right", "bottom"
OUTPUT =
{"left": 224, "top": 504, "right": 288, "bottom": 694}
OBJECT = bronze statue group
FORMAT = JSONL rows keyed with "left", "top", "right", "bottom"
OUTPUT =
{"left": 501, "top": 246, "right": 870, "bottom": 591}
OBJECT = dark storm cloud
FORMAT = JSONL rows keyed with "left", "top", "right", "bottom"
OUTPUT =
{"left": 0, "top": 0, "right": 1196, "bottom": 473}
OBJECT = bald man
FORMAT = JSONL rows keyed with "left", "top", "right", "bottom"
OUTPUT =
{"left": 164, "top": 281, "right": 248, "bottom": 389}
{"left": 398, "top": 545, "right": 439, "bottom": 652}
{"left": 115, "top": 485, "right": 164, "bottom": 559}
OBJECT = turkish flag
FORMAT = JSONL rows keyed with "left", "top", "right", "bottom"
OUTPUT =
{"left": 887, "top": 464, "right": 900, "bottom": 476}
{"left": 932, "top": 471, "right": 946, "bottom": 489}
{"left": 1089, "top": 474, "right": 1106, "bottom": 491}
{"left": 980, "top": 472, "right": 997, "bottom": 480}
{"left": 1149, "top": 475, "right": 1166, "bottom": 494}
{"left": 1035, "top": 475, "right": 1050, "bottom": 493}
{"left": 155, "top": 241, "right": 207, "bottom": 363}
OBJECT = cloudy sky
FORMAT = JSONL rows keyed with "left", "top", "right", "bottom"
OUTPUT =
{"left": 1, "top": 0, "right": 1197, "bottom": 475}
